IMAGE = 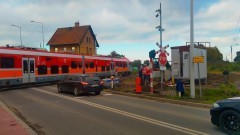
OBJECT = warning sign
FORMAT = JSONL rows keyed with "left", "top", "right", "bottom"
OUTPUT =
{"left": 193, "top": 56, "right": 204, "bottom": 63}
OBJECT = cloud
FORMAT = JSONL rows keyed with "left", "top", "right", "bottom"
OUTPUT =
{"left": 0, "top": 0, "right": 239, "bottom": 61}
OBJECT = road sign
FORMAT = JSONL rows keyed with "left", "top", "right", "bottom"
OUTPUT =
{"left": 193, "top": 56, "right": 204, "bottom": 63}
{"left": 159, "top": 52, "right": 167, "bottom": 66}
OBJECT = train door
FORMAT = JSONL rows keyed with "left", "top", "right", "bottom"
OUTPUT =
{"left": 110, "top": 61, "right": 115, "bottom": 76}
{"left": 22, "top": 58, "right": 36, "bottom": 83}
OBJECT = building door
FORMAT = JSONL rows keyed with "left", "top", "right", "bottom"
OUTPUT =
{"left": 22, "top": 58, "right": 36, "bottom": 83}
{"left": 182, "top": 52, "right": 190, "bottom": 78}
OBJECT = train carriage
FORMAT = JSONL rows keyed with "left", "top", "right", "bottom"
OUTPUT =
{"left": 0, "top": 46, "right": 131, "bottom": 88}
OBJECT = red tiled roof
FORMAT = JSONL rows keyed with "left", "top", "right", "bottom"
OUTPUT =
{"left": 47, "top": 25, "right": 99, "bottom": 47}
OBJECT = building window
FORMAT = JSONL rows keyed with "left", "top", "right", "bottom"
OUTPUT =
{"left": 38, "top": 65, "right": 47, "bottom": 75}
{"left": 86, "top": 37, "right": 91, "bottom": 43}
{"left": 72, "top": 47, "right": 75, "bottom": 53}
{"left": 0, "top": 57, "right": 14, "bottom": 68}
{"left": 54, "top": 48, "right": 58, "bottom": 52}
{"left": 63, "top": 47, "right": 67, "bottom": 51}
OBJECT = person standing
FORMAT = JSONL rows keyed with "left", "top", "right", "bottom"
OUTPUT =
{"left": 142, "top": 64, "right": 147, "bottom": 86}
{"left": 176, "top": 79, "right": 185, "bottom": 96}
{"left": 138, "top": 65, "right": 143, "bottom": 85}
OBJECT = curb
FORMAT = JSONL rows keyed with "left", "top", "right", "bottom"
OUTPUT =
{"left": 105, "top": 90, "right": 212, "bottom": 109}
{"left": 0, "top": 101, "right": 37, "bottom": 135}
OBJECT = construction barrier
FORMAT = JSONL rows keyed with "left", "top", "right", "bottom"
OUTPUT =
{"left": 136, "top": 77, "right": 142, "bottom": 93}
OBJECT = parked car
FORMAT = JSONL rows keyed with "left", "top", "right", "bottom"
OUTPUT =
{"left": 57, "top": 74, "right": 103, "bottom": 96}
{"left": 210, "top": 97, "right": 240, "bottom": 135}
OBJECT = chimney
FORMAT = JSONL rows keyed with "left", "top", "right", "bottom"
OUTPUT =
{"left": 75, "top": 21, "right": 80, "bottom": 27}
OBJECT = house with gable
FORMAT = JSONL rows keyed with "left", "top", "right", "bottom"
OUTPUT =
{"left": 47, "top": 22, "right": 99, "bottom": 55}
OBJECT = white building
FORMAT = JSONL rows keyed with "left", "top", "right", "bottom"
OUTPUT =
{"left": 171, "top": 45, "right": 207, "bottom": 81}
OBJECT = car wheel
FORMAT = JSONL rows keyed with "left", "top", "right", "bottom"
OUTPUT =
{"left": 73, "top": 87, "right": 80, "bottom": 96}
{"left": 219, "top": 110, "right": 240, "bottom": 135}
{"left": 57, "top": 85, "right": 63, "bottom": 93}
{"left": 95, "top": 91, "right": 101, "bottom": 95}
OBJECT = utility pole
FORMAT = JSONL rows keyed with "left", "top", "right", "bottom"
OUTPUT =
{"left": 190, "top": 0, "right": 195, "bottom": 98}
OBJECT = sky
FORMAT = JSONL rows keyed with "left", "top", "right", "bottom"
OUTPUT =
{"left": 0, "top": 0, "right": 240, "bottom": 62}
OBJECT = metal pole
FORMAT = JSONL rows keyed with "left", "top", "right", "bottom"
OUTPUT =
{"left": 19, "top": 27, "right": 22, "bottom": 47}
{"left": 31, "top": 21, "right": 44, "bottom": 48}
{"left": 190, "top": 0, "right": 195, "bottom": 98}
{"left": 160, "top": 3, "right": 162, "bottom": 46}
{"left": 160, "top": 2, "right": 163, "bottom": 92}
{"left": 11, "top": 25, "right": 22, "bottom": 47}
{"left": 41, "top": 23, "right": 44, "bottom": 48}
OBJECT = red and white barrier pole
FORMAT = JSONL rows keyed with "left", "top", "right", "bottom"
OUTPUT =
{"left": 150, "top": 59, "right": 153, "bottom": 94}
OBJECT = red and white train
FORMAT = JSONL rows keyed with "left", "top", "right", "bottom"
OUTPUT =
{"left": 0, "top": 46, "right": 132, "bottom": 88}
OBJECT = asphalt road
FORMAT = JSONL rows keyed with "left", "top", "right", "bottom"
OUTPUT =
{"left": 0, "top": 84, "right": 224, "bottom": 135}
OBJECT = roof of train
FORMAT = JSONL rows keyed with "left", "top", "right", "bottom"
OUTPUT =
{"left": 0, "top": 46, "right": 129, "bottom": 62}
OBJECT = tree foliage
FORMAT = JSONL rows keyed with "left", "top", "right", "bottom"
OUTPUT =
{"left": 206, "top": 46, "right": 223, "bottom": 62}
{"left": 108, "top": 51, "right": 125, "bottom": 58}
{"left": 234, "top": 51, "right": 240, "bottom": 62}
{"left": 131, "top": 60, "right": 142, "bottom": 68}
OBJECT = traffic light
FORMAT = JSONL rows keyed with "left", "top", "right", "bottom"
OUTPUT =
{"left": 149, "top": 50, "right": 156, "bottom": 59}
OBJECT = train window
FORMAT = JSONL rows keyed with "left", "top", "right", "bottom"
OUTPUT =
{"left": 38, "top": 65, "right": 47, "bottom": 75}
{"left": 106, "top": 66, "right": 110, "bottom": 71}
{"left": 30, "top": 60, "right": 34, "bottom": 73}
{"left": 23, "top": 60, "right": 28, "bottom": 73}
{"left": 101, "top": 66, "right": 105, "bottom": 71}
{"left": 62, "top": 65, "right": 69, "bottom": 73}
{"left": 78, "top": 62, "right": 82, "bottom": 68}
{"left": 90, "top": 62, "right": 94, "bottom": 68}
{"left": 51, "top": 65, "right": 59, "bottom": 74}
{"left": 86, "top": 62, "right": 89, "bottom": 69}
{"left": 1, "top": 57, "right": 14, "bottom": 68}
{"left": 71, "top": 61, "right": 77, "bottom": 69}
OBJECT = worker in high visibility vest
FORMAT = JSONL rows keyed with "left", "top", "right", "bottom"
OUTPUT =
{"left": 145, "top": 64, "right": 150, "bottom": 86}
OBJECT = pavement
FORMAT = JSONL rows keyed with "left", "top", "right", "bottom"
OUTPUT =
{"left": 0, "top": 88, "right": 211, "bottom": 135}
{"left": 0, "top": 101, "right": 36, "bottom": 135}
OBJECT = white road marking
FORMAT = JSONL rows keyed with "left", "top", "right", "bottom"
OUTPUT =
{"left": 32, "top": 87, "right": 209, "bottom": 135}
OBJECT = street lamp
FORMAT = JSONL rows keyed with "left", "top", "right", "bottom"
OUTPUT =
{"left": 231, "top": 44, "right": 239, "bottom": 62}
{"left": 11, "top": 24, "right": 22, "bottom": 47}
{"left": 31, "top": 21, "right": 44, "bottom": 48}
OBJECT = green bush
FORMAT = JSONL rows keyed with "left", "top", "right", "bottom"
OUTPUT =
{"left": 219, "top": 84, "right": 240, "bottom": 96}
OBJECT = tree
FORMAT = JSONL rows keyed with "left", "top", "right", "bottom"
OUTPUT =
{"left": 143, "top": 60, "right": 149, "bottom": 66}
{"left": 131, "top": 60, "right": 142, "bottom": 68}
{"left": 206, "top": 46, "right": 223, "bottom": 62}
{"left": 108, "top": 51, "right": 125, "bottom": 58}
{"left": 234, "top": 51, "right": 240, "bottom": 62}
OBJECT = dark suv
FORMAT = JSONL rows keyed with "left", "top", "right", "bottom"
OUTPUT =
{"left": 210, "top": 97, "right": 240, "bottom": 135}
{"left": 57, "top": 74, "right": 103, "bottom": 96}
